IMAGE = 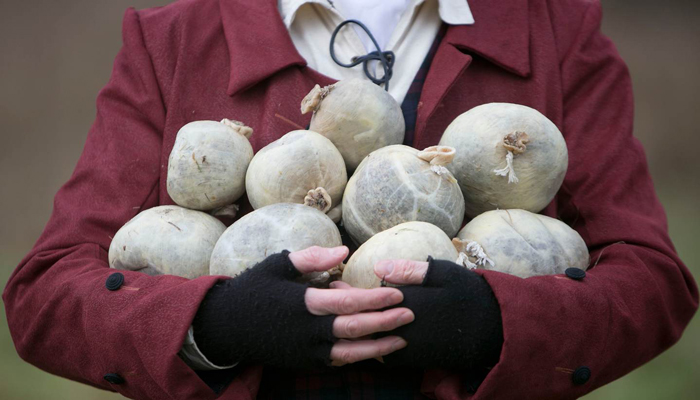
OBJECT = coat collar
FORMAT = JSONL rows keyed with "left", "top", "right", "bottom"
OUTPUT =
{"left": 278, "top": 0, "right": 475, "bottom": 29}
{"left": 220, "top": 0, "right": 530, "bottom": 96}
{"left": 220, "top": 0, "right": 307, "bottom": 95}
{"left": 443, "top": 0, "right": 531, "bottom": 78}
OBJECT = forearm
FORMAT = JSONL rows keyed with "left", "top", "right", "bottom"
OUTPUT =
{"left": 381, "top": 260, "right": 503, "bottom": 371}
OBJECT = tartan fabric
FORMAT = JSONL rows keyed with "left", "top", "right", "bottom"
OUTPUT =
{"left": 256, "top": 27, "right": 446, "bottom": 400}
{"left": 257, "top": 361, "right": 428, "bottom": 400}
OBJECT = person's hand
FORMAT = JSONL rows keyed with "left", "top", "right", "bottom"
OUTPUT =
{"left": 289, "top": 246, "right": 413, "bottom": 366}
{"left": 192, "top": 246, "right": 412, "bottom": 369}
{"left": 328, "top": 257, "right": 503, "bottom": 371}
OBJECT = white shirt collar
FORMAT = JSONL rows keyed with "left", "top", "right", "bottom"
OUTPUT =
{"left": 278, "top": 0, "right": 474, "bottom": 29}
{"left": 436, "top": 0, "right": 475, "bottom": 25}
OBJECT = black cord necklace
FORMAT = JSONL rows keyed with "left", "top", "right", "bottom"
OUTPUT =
{"left": 329, "top": 19, "right": 395, "bottom": 91}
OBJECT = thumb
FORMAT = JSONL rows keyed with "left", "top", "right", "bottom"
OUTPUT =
{"left": 289, "top": 246, "right": 348, "bottom": 274}
{"left": 374, "top": 259, "right": 430, "bottom": 286}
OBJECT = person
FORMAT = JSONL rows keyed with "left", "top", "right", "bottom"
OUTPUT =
{"left": 3, "top": 0, "right": 698, "bottom": 399}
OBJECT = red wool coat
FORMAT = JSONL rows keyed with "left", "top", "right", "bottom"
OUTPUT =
{"left": 3, "top": 0, "right": 698, "bottom": 399}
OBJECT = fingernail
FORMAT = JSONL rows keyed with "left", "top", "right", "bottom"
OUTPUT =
{"left": 392, "top": 338, "right": 407, "bottom": 352}
{"left": 397, "top": 312, "right": 414, "bottom": 325}
{"left": 333, "top": 247, "right": 347, "bottom": 257}
{"left": 375, "top": 261, "right": 394, "bottom": 276}
{"left": 389, "top": 291, "right": 403, "bottom": 304}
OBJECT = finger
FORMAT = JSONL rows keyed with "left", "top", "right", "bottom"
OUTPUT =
{"left": 333, "top": 308, "right": 414, "bottom": 339}
{"left": 329, "top": 281, "right": 353, "bottom": 289}
{"left": 330, "top": 336, "right": 407, "bottom": 366}
{"left": 289, "top": 246, "right": 348, "bottom": 274}
{"left": 305, "top": 287, "right": 403, "bottom": 316}
{"left": 374, "top": 259, "right": 430, "bottom": 285}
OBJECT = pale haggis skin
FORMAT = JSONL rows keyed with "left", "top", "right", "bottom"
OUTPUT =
{"left": 456, "top": 209, "right": 589, "bottom": 278}
{"left": 342, "top": 221, "right": 459, "bottom": 289}
{"left": 109, "top": 206, "right": 227, "bottom": 279}
{"left": 303, "top": 78, "right": 405, "bottom": 171}
{"left": 245, "top": 130, "right": 347, "bottom": 213}
{"left": 209, "top": 203, "right": 342, "bottom": 279}
{"left": 342, "top": 145, "right": 466, "bottom": 245}
{"left": 439, "top": 103, "right": 568, "bottom": 218}
{"left": 167, "top": 120, "right": 254, "bottom": 210}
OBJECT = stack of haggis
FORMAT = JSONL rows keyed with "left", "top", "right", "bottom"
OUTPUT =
{"left": 108, "top": 78, "right": 589, "bottom": 288}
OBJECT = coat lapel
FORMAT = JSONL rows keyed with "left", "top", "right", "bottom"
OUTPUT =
{"left": 416, "top": 0, "right": 531, "bottom": 141}
{"left": 415, "top": 43, "right": 473, "bottom": 141}
{"left": 448, "top": 0, "right": 531, "bottom": 78}
{"left": 220, "top": 0, "right": 307, "bottom": 96}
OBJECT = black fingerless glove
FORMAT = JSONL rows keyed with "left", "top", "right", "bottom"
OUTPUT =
{"left": 192, "top": 251, "right": 337, "bottom": 369}
{"left": 379, "top": 257, "right": 504, "bottom": 372}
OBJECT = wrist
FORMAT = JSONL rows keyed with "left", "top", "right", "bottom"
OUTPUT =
{"left": 192, "top": 279, "right": 239, "bottom": 366}
{"left": 192, "top": 251, "right": 337, "bottom": 369}
{"left": 180, "top": 325, "right": 238, "bottom": 370}
{"left": 381, "top": 259, "right": 504, "bottom": 370}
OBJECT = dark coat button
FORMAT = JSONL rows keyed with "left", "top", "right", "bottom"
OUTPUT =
{"left": 104, "top": 373, "right": 125, "bottom": 385}
{"left": 572, "top": 366, "right": 591, "bottom": 385}
{"left": 106, "top": 272, "right": 125, "bottom": 291}
{"left": 565, "top": 268, "right": 586, "bottom": 280}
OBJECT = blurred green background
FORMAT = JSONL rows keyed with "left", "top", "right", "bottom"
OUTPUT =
{"left": 1, "top": 0, "right": 698, "bottom": 398}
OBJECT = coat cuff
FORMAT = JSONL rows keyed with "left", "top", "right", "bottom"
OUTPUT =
{"left": 85, "top": 270, "right": 230, "bottom": 399}
{"left": 469, "top": 268, "right": 607, "bottom": 399}
{"left": 421, "top": 258, "right": 609, "bottom": 399}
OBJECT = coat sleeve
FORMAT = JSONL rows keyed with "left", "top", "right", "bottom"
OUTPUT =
{"left": 1, "top": 9, "right": 242, "bottom": 400}
{"left": 425, "top": 2, "right": 699, "bottom": 399}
